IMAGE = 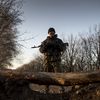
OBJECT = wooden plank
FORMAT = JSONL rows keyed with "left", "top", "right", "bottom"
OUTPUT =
{"left": 0, "top": 69, "right": 100, "bottom": 86}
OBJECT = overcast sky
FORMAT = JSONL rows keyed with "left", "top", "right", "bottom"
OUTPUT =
{"left": 12, "top": 0, "right": 100, "bottom": 68}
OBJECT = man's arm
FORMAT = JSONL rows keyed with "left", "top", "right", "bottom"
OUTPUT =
{"left": 39, "top": 40, "right": 48, "bottom": 53}
{"left": 56, "top": 39, "right": 68, "bottom": 52}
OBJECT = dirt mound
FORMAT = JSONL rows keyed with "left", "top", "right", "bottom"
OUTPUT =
{"left": 0, "top": 76, "right": 100, "bottom": 100}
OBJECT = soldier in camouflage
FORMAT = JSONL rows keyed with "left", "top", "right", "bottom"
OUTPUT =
{"left": 39, "top": 27, "right": 67, "bottom": 92}
{"left": 39, "top": 27, "right": 66, "bottom": 72}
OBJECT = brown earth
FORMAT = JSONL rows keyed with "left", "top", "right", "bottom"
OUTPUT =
{"left": 0, "top": 76, "right": 100, "bottom": 100}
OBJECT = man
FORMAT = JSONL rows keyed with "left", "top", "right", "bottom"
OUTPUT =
{"left": 39, "top": 27, "right": 67, "bottom": 92}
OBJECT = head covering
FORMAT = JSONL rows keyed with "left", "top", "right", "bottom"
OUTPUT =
{"left": 48, "top": 27, "right": 56, "bottom": 33}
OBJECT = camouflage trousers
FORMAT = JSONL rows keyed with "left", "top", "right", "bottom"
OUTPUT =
{"left": 43, "top": 60, "right": 65, "bottom": 93}
{"left": 44, "top": 61, "right": 62, "bottom": 72}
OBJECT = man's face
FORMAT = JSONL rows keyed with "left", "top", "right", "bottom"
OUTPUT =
{"left": 48, "top": 31, "right": 55, "bottom": 38}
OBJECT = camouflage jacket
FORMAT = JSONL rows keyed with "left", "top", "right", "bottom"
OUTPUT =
{"left": 39, "top": 34, "right": 66, "bottom": 61}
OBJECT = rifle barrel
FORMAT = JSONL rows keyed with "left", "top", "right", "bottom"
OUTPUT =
{"left": 31, "top": 45, "right": 41, "bottom": 48}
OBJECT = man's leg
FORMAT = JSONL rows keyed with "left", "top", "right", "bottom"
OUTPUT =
{"left": 53, "top": 61, "right": 62, "bottom": 72}
{"left": 44, "top": 62, "right": 54, "bottom": 93}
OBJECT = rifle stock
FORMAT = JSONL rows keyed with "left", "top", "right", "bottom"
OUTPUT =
{"left": 31, "top": 42, "right": 68, "bottom": 49}
{"left": 64, "top": 42, "right": 69, "bottom": 46}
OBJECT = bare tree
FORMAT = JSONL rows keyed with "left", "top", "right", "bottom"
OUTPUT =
{"left": 62, "top": 24, "right": 100, "bottom": 72}
{"left": 62, "top": 34, "right": 79, "bottom": 72}
{"left": 16, "top": 57, "right": 44, "bottom": 72}
{"left": 90, "top": 25, "right": 100, "bottom": 69}
{"left": 79, "top": 25, "right": 100, "bottom": 71}
{"left": 0, "top": 0, "right": 23, "bottom": 68}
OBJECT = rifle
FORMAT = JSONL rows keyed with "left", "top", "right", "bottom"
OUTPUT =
{"left": 31, "top": 42, "right": 69, "bottom": 49}
{"left": 31, "top": 45, "right": 41, "bottom": 48}
{"left": 64, "top": 42, "right": 69, "bottom": 46}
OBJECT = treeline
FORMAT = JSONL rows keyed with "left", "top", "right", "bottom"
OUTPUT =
{"left": 62, "top": 26, "right": 100, "bottom": 72}
{"left": 17, "top": 25, "right": 100, "bottom": 72}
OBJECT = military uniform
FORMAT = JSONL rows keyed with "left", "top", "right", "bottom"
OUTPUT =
{"left": 39, "top": 34, "right": 66, "bottom": 72}
{"left": 39, "top": 28, "right": 66, "bottom": 93}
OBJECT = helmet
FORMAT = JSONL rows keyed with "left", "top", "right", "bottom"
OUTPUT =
{"left": 48, "top": 27, "right": 56, "bottom": 33}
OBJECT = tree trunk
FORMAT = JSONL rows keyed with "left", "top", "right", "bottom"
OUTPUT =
{"left": 0, "top": 69, "right": 100, "bottom": 86}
